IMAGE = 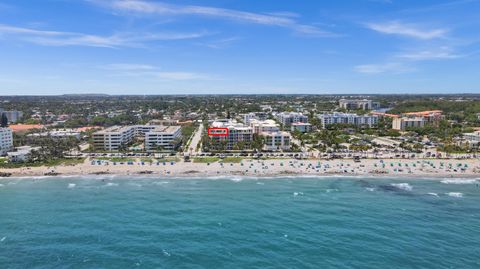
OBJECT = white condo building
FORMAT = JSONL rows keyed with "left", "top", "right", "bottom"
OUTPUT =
{"left": 210, "top": 119, "right": 253, "bottom": 150}
{"left": 93, "top": 125, "right": 182, "bottom": 151}
{"left": 243, "top": 112, "right": 269, "bottom": 124}
{"left": 249, "top": 119, "right": 280, "bottom": 134}
{"left": 248, "top": 119, "right": 291, "bottom": 151}
{"left": 0, "top": 127, "right": 13, "bottom": 156}
{"left": 317, "top": 113, "right": 378, "bottom": 128}
{"left": 144, "top": 126, "right": 182, "bottom": 151}
{"left": 261, "top": 131, "right": 291, "bottom": 151}
{"left": 93, "top": 126, "right": 136, "bottom": 151}
{"left": 338, "top": 99, "right": 376, "bottom": 110}
{"left": 392, "top": 117, "right": 425, "bottom": 131}
{"left": 275, "top": 112, "right": 308, "bottom": 126}
{"left": 464, "top": 131, "right": 480, "bottom": 145}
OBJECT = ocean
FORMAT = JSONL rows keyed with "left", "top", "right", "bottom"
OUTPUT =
{"left": 1, "top": 176, "right": 479, "bottom": 268}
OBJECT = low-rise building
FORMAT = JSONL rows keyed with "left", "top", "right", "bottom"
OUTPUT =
{"left": 27, "top": 130, "right": 81, "bottom": 140}
{"left": 275, "top": 112, "right": 308, "bottom": 126}
{"left": 0, "top": 127, "right": 13, "bottom": 156}
{"left": 392, "top": 117, "right": 426, "bottom": 131}
{"left": 291, "top": 122, "right": 312, "bottom": 133}
{"left": 7, "top": 146, "right": 39, "bottom": 162}
{"left": 317, "top": 113, "right": 378, "bottom": 128}
{"left": 144, "top": 126, "right": 182, "bottom": 151}
{"left": 261, "top": 131, "right": 291, "bottom": 151}
{"left": 463, "top": 131, "right": 480, "bottom": 145}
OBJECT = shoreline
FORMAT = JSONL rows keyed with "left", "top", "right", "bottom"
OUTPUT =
{"left": 2, "top": 158, "right": 480, "bottom": 179}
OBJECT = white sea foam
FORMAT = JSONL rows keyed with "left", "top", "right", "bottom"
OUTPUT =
{"left": 230, "top": 176, "right": 243, "bottom": 182}
{"left": 152, "top": 181, "right": 169, "bottom": 185}
{"left": 391, "top": 183, "right": 412, "bottom": 191}
{"left": 365, "top": 187, "right": 375, "bottom": 192}
{"left": 326, "top": 189, "right": 338, "bottom": 193}
{"left": 105, "top": 182, "right": 119, "bottom": 187}
{"left": 427, "top": 192, "right": 439, "bottom": 197}
{"left": 0, "top": 237, "right": 5, "bottom": 242}
{"left": 162, "top": 249, "right": 171, "bottom": 257}
{"left": 293, "top": 192, "right": 304, "bottom": 196}
{"left": 446, "top": 192, "right": 463, "bottom": 198}
{"left": 67, "top": 183, "right": 76, "bottom": 189}
{"left": 441, "top": 179, "right": 477, "bottom": 185}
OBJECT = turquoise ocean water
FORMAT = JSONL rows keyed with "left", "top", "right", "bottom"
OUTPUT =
{"left": 1, "top": 176, "right": 479, "bottom": 268}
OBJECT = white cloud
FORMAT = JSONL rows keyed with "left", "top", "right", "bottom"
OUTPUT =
{"left": 366, "top": 21, "right": 447, "bottom": 39}
{"left": 199, "top": 36, "right": 241, "bottom": 49}
{"left": 0, "top": 23, "right": 208, "bottom": 48}
{"left": 0, "top": 24, "right": 65, "bottom": 36}
{"left": 397, "top": 47, "right": 462, "bottom": 60}
{"left": 101, "top": 63, "right": 156, "bottom": 70}
{"left": 89, "top": 0, "right": 333, "bottom": 36}
{"left": 101, "top": 63, "right": 213, "bottom": 80}
{"left": 154, "top": 72, "right": 209, "bottom": 80}
{"left": 354, "top": 62, "right": 413, "bottom": 74}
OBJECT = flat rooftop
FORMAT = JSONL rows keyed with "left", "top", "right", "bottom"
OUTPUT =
{"left": 94, "top": 126, "right": 133, "bottom": 134}
{"left": 148, "top": 126, "right": 181, "bottom": 134}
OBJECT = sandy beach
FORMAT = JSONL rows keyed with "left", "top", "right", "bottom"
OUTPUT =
{"left": 2, "top": 158, "right": 480, "bottom": 179}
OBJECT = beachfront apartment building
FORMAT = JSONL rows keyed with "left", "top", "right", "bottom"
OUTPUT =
{"left": 249, "top": 119, "right": 280, "bottom": 134}
{"left": 317, "top": 113, "right": 378, "bottom": 129}
{"left": 392, "top": 117, "right": 426, "bottom": 131}
{"left": 463, "top": 131, "right": 480, "bottom": 145}
{"left": 93, "top": 126, "right": 136, "bottom": 151}
{"left": 144, "top": 126, "right": 182, "bottom": 151}
{"left": 0, "top": 127, "right": 13, "bottom": 156}
{"left": 93, "top": 125, "right": 182, "bottom": 151}
{"left": 261, "top": 131, "right": 291, "bottom": 151}
{"left": 7, "top": 146, "right": 39, "bottom": 162}
{"left": 291, "top": 122, "right": 312, "bottom": 133}
{"left": 247, "top": 119, "right": 292, "bottom": 151}
{"left": 210, "top": 119, "right": 253, "bottom": 150}
{"left": 275, "top": 112, "right": 308, "bottom": 126}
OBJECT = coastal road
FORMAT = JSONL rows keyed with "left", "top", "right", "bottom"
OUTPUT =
{"left": 187, "top": 124, "right": 204, "bottom": 156}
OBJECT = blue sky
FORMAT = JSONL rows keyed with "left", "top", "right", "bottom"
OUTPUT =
{"left": 0, "top": 0, "right": 479, "bottom": 95}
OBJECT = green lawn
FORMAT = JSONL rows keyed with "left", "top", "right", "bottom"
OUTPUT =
{"left": 94, "top": 157, "right": 135, "bottom": 162}
{"left": 94, "top": 157, "right": 180, "bottom": 163}
{"left": 193, "top": 157, "right": 220, "bottom": 163}
{"left": 0, "top": 158, "right": 85, "bottom": 169}
{"left": 153, "top": 157, "right": 180, "bottom": 163}
{"left": 221, "top": 157, "right": 244, "bottom": 163}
